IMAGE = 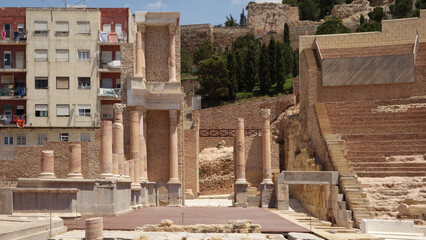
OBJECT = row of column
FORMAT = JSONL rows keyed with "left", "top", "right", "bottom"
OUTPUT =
{"left": 39, "top": 144, "right": 83, "bottom": 179}
{"left": 235, "top": 109, "right": 273, "bottom": 184}
{"left": 135, "top": 23, "right": 177, "bottom": 82}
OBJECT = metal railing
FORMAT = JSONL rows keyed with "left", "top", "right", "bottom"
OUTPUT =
{"left": 0, "top": 87, "right": 26, "bottom": 97}
{"left": 199, "top": 129, "right": 262, "bottom": 137}
{"left": 0, "top": 115, "right": 26, "bottom": 127}
{"left": 98, "top": 88, "right": 121, "bottom": 99}
{"left": 98, "top": 31, "right": 127, "bottom": 43}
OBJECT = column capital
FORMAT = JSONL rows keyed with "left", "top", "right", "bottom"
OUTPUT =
{"left": 261, "top": 109, "right": 271, "bottom": 119}
{"left": 138, "top": 24, "right": 146, "bottom": 33}
{"left": 169, "top": 109, "right": 178, "bottom": 119}
{"left": 168, "top": 24, "right": 176, "bottom": 35}
{"left": 113, "top": 103, "right": 126, "bottom": 114}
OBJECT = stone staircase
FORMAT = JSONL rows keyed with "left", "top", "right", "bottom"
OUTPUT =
{"left": 315, "top": 103, "right": 375, "bottom": 228}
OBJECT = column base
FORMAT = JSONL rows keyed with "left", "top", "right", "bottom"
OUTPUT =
{"left": 39, "top": 172, "right": 56, "bottom": 179}
{"left": 131, "top": 183, "right": 142, "bottom": 190}
{"left": 113, "top": 174, "right": 121, "bottom": 178}
{"left": 167, "top": 182, "right": 182, "bottom": 207}
{"left": 140, "top": 181, "right": 149, "bottom": 207}
{"left": 66, "top": 173, "right": 83, "bottom": 179}
{"left": 99, "top": 173, "right": 115, "bottom": 179}
{"left": 147, "top": 182, "right": 157, "bottom": 207}
{"left": 131, "top": 187, "right": 143, "bottom": 209}
{"left": 234, "top": 181, "right": 248, "bottom": 208}
{"left": 260, "top": 182, "right": 275, "bottom": 208}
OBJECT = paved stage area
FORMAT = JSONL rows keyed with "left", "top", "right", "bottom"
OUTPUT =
{"left": 64, "top": 207, "right": 309, "bottom": 233}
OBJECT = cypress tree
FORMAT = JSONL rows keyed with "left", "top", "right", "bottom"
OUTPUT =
{"left": 244, "top": 43, "right": 259, "bottom": 92}
{"left": 235, "top": 51, "right": 245, "bottom": 92}
{"left": 227, "top": 51, "right": 238, "bottom": 100}
{"left": 275, "top": 43, "right": 286, "bottom": 93}
{"left": 284, "top": 23, "right": 290, "bottom": 45}
{"left": 268, "top": 37, "right": 277, "bottom": 86}
{"left": 259, "top": 43, "right": 271, "bottom": 96}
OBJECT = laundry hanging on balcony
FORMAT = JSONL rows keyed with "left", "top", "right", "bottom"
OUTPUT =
{"left": 100, "top": 31, "right": 109, "bottom": 43}
{"left": 17, "top": 115, "right": 25, "bottom": 128}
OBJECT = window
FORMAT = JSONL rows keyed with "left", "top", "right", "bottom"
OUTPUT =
{"left": 35, "top": 104, "right": 48, "bottom": 117}
{"left": 18, "top": 23, "right": 25, "bottom": 33}
{"left": 115, "top": 80, "right": 121, "bottom": 89}
{"left": 55, "top": 21, "right": 69, "bottom": 35}
{"left": 80, "top": 133, "right": 91, "bottom": 141}
{"left": 37, "top": 133, "right": 47, "bottom": 145}
{"left": 77, "top": 21, "right": 90, "bottom": 34}
{"left": 35, "top": 77, "right": 48, "bottom": 89}
{"left": 56, "top": 77, "right": 69, "bottom": 89}
{"left": 103, "top": 23, "right": 111, "bottom": 33}
{"left": 115, "top": 51, "right": 121, "bottom": 61}
{"left": 78, "top": 104, "right": 91, "bottom": 117}
{"left": 4, "top": 24, "right": 10, "bottom": 39}
{"left": 59, "top": 133, "right": 69, "bottom": 142}
{"left": 34, "top": 21, "right": 48, "bottom": 34}
{"left": 56, "top": 104, "right": 70, "bottom": 117}
{"left": 101, "top": 51, "right": 112, "bottom": 64}
{"left": 78, "top": 77, "right": 91, "bottom": 89}
{"left": 3, "top": 136, "right": 13, "bottom": 145}
{"left": 16, "top": 134, "right": 26, "bottom": 146}
{"left": 101, "top": 105, "right": 113, "bottom": 119}
{"left": 101, "top": 78, "right": 113, "bottom": 88}
{"left": 16, "top": 105, "right": 24, "bottom": 116}
{"left": 35, "top": 49, "right": 48, "bottom": 62}
{"left": 115, "top": 23, "right": 122, "bottom": 33}
{"left": 56, "top": 50, "right": 69, "bottom": 62}
{"left": 78, "top": 50, "right": 90, "bottom": 61}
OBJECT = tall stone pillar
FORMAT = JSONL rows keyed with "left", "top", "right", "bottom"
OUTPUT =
{"left": 39, "top": 150, "right": 55, "bottom": 179}
{"left": 113, "top": 104, "right": 125, "bottom": 178}
{"left": 234, "top": 118, "right": 248, "bottom": 207}
{"left": 260, "top": 109, "right": 275, "bottom": 208}
{"left": 168, "top": 24, "right": 177, "bottom": 82}
{"left": 130, "top": 111, "right": 140, "bottom": 185}
{"left": 100, "top": 121, "right": 114, "bottom": 178}
{"left": 140, "top": 25, "right": 146, "bottom": 80}
{"left": 168, "top": 110, "right": 181, "bottom": 206}
{"left": 135, "top": 31, "right": 142, "bottom": 77}
{"left": 67, "top": 144, "right": 83, "bottom": 179}
{"left": 139, "top": 109, "right": 148, "bottom": 182}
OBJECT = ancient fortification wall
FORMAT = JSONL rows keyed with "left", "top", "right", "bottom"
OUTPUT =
{"left": 213, "top": 27, "right": 253, "bottom": 48}
{"left": 181, "top": 24, "right": 213, "bottom": 53}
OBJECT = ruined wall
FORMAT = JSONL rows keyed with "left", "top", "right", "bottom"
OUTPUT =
{"left": 247, "top": 2, "right": 299, "bottom": 35}
{"left": 0, "top": 141, "right": 100, "bottom": 182}
{"left": 184, "top": 129, "right": 199, "bottom": 193}
{"left": 199, "top": 137, "right": 234, "bottom": 152}
{"left": 195, "top": 95, "right": 293, "bottom": 130}
{"left": 181, "top": 24, "right": 213, "bottom": 53}
{"left": 213, "top": 27, "right": 253, "bottom": 48}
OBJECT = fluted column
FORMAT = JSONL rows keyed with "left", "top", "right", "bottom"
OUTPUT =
{"left": 130, "top": 111, "right": 140, "bottom": 184}
{"left": 261, "top": 109, "right": 273, "bottom": 184}
{"left": 100, "top": 121, "right": 113, "bottom": 178}
{"left": 139, "top": 109, "right": 148, "bottom": 182}
{"left": 39, "top": 150, "right": 55, "bottom": 179}
{"left": 113, "top": 103, "right": 125, "bottom": 178}
{"left": 235, "top": 118, "right": 246, "bottom": 183}
{"left": 168, "top": 24, "right": 177, "bottom": 82}
{"left": 168, "top": 110, "right": 179, "bottom": 183}
{"left": 67, "top": 144, "right": 83, "bottom": 179}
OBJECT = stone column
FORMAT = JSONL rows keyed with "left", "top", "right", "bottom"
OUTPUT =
{"left": 168, "top": 109, "right": 181, "bottom": 206}
{"left": 113, "top": 103, "right": 126, "bottom": 178}
{"left": 168, "top": 24, "right": 177, "bottom": 82}
{"left": 234, "top": 118, "right": 248, "bottom": 207}
{"left": 168, "top": 110, "right": 179, "bottom": 183}
{"left": 130, "top": 111, "right": 140, "bottom": 185}
{"left": 123, "top": 161, "right": 131, "bottom": 181}
{"left": 67, "top": 144, "right": 83, "bottom": 179}
{"left": 261, "top": 109, "right": 273, "bottom": 184}
{"left": 139, "top": 109, "right": 148, "bottom": 182}
{"left": 100, "top": 121, "right": 114, "bottom": 178}
{"left": 135, "top": 31, "right": 142, "bottom": 77}
{"left": 85, "top": 217, "right": 103, "bottom": 240}
{"left": 39, "top": 150, "right": 55, "bottom": 178}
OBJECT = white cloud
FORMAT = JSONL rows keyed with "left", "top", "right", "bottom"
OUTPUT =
{"left": 146, "top": 1, "right": 167, "bottom": 10}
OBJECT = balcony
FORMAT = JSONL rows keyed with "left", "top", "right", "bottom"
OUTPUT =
{"left": 0, "top": 87, "right": 26, "bottom": 98}
{"left": 98, "top": 60, "right": 121, "bottom": 73}
{"left": 0, "top": 115, "right": 26, "bottom": 127}
{"left": 98, "top": 88, "right": 121, "bottom": 99}
{"left": 0, "top": 31, "right": 27, "bottom": 45}
{"left": 98, "top": 31, "right": 127, "bottom": 45}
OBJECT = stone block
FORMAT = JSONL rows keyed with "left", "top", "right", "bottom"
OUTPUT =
{"left": 276, "top": 183, "right": 289, "bottom": 211}
{"left": 168, "top": 182, "right": 182, "bottom": 206}
{"left": 0, "top": 188, "right": 13, "bottom": 214}
{"left": 140, "top": 182, "right": 149, "bottom": 207}
{"left": 260, "top": 182, "right": 275, "bottom": 208}
{"left": 131, "top": 188, "right": 142, "bottom": 208}
{"left": 147, "top": 182, "right": 157, "bottom": 207}
{"left": 247, "top": 195, "right": 260, "bottom": 208}
{"left": 278, "top": 171, "right": 338, "bottom": 185}
{"left": 234, "top": 182, "right": 248, "bottom": 208}
{"left": 288, "top": 232, "right": 323, "bottom": 240}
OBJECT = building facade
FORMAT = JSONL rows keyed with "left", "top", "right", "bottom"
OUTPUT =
{"left": 0, "top": 7, "right": 136, "bottom": 159}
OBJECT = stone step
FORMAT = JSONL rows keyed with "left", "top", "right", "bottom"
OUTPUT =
{"left": 357, "top": 171, "right": 426, "bottom": 177}
{"left": 353, "top": 167, "right": 426, "bottom": 172}
{"left": 342, "top": 133, "right": 426, "bottom": 141}
{"left": 352, "top": 162, "right": 426, "bottom": 168}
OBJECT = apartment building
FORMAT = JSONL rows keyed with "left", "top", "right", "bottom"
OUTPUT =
{"left": 0, "top": 7, "right": 135, "bottom": 159}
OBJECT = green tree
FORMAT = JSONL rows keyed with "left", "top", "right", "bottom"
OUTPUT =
{"left": 244, "top": 43, "right": 259, "bottom": 92}
{"left": 259, "top": 43, "right": 272, "bottom": 96}
{"left": 416, "top": 0, "right": 426, "bottom": 9}
{"left": 268, "top": 38, "right": 277, "bottom": 86}
{"left": 356, "top": 21, "right": 382, "bottom": 32}
{"left": 235, "top": 51, "right": 245, "bottom": 92}
{"left": 282, "top": 43, "right": 294, "bottom": 79}
{"left": 197, "top": 55, "right": 229, "bottom": 106}
{"left": 225, "top": 14, "right": 238, "bottom": 27}
{"left": 390, "top": 0, "right": 413, "bottom": 18}
{"left": 368, "top": 7, "right": 387, "bottom": 23}
{"left": 275, "top": 43, "right": 286, "bottom": 93}
{"left": 193, "top": 42, "right": 220, "bottom": 65}
{"left": 319, "top": 0, "right": 338, "bottom": 19}
{"left": 284, "top": 23, "right": 291, "bottom": 45}
{"left": 226, "top": 51, "right": 238, "bottom": 101}
{"left": 299, "top": 0, "right": 320, "bottom": 21}
{"left": 282, "top": 0, "right": 299, "bottom": 6}
{"left": 315, "top": 16, "right": 351, "bottom": 35}
{"left": 292, "top": 50, "right": 299, "bottom": 77}
{"left": 360, "top": 14, "right": 365, "bottom": 25}
{"left": 181, "top": 49, "right": 193, "bottom": 74}
{"left": 239, "top": 9, "right": 247, "bottom": 26}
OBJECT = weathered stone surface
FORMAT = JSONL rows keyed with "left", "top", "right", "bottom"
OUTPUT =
{"left": 0, "top": 188, "right": 13, "bottom": 214}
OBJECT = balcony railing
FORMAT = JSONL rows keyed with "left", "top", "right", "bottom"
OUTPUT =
{"left": 0, "top": 115, "right": 26, "bottom": 127}
{"left": 98, "top": 31, "right": 127, "bottom": 44}
{"left": 0, "top": 31, "right": 27, "bottom": 44}
{"left": 98, "top": 88, "right": 121, "bottom": 99}
{"left": 0, "top": 87, "right": 26, "bottom": 98}
{"left": 0, "top": 62, "right": 26, "bottom": 70}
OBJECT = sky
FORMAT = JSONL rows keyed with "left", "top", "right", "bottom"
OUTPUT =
{"left": 0, "top": 0, "right": 281, "bottom": 26}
